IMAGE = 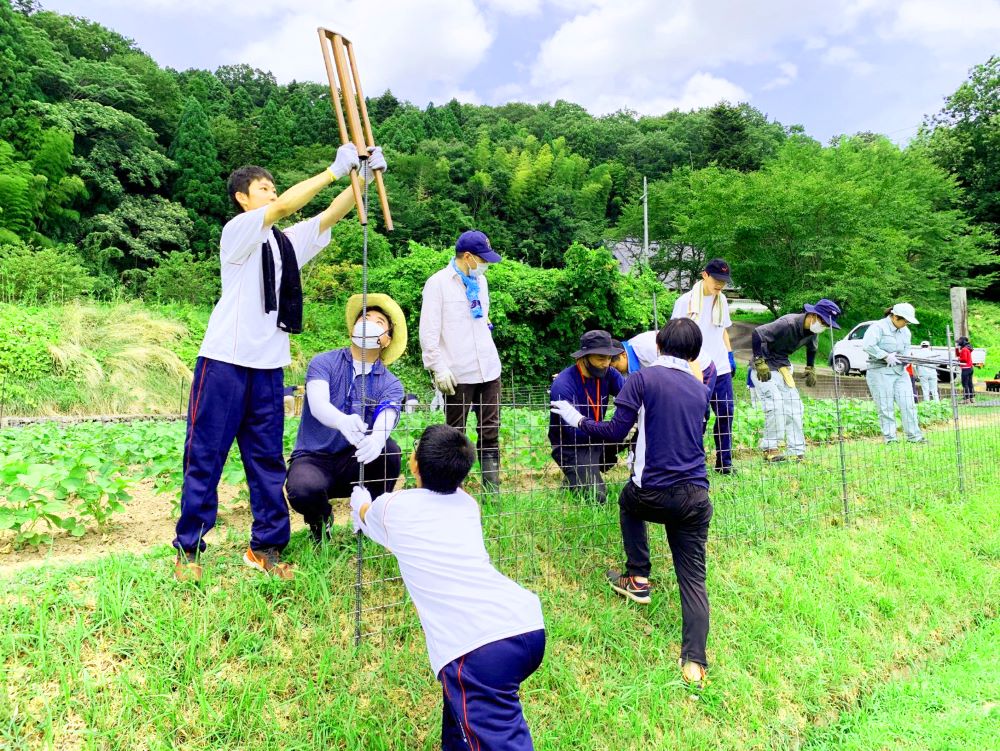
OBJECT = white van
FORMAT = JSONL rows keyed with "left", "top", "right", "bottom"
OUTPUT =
{"left": 830, "top": 321, "right": 986, "bottom": 379}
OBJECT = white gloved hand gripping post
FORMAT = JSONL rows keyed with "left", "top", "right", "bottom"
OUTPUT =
{"left": 329, "top": 142, "right": 361, "bottom": 179}
{"left": 305, "top": 380, "right": 368, "bottom": 446}
{"left": 350, "top": 485, "right": 373, "bottom": 533}
{"left": 355, "top": 406, "right": 398, "bottom": 465}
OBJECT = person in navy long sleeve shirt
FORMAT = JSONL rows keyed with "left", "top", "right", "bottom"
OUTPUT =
{"left": 551, "top": 319, "right": 713, "bottom": 685}
{"left": 548, "top": 330, "right": 626, "bottom": 504}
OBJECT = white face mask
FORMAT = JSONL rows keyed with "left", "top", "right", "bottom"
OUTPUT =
{"left": 351, "top": 318, "right": 387, "bottom": 350}
{"left": 468, "top": 260, "right": 488, "bottom": 278}
{"left": 809, "top": 321, "right": 827, "bottom": 334}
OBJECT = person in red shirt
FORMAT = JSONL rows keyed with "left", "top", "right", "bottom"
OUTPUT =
{"left": 956, "top": 337, "right": 977, "bottom": 404}
{"left": 905, "top": 362, "right": 919, "bottom": 402}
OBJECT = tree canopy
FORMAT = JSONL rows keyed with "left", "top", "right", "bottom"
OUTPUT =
{"left": 0, "top": 0, "right": 995, "bottom": 320}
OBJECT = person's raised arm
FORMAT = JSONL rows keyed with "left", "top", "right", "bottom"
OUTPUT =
{"left": 317, "top": 186, "right": 359, "bottom": 233}
{"left": 263, "top": 143, "right": 360, "bottom": 227}
{"left": 317, "top": 147, "right": 387, "bottom": 233}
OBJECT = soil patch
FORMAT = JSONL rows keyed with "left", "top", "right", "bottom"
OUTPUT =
{"left": 0, "top": 479, "right": 317, "bottom": 574}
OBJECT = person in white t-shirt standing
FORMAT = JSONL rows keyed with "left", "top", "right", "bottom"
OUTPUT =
{"left": 172, "top": 143, "right": 387, "bottom": 582}
{"left": 671, "top": 258, "right": 736, "bottom": 474}
{"left": 419, "top": 230, "right": 504, "bottom": 491}
{"left": 351, "top": 424, "right": 545, "bottom": 750}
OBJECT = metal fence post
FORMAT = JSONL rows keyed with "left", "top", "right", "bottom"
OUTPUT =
{"left": 945, "top": 326, "right": 965, "bottom": 494}
{"left": 831, "top": 328, "right": 850, "bottom": 525}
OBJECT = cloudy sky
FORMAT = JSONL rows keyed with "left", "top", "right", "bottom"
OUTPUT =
{"left": 40, "top": 0, "right": 1000, "bottom": 143}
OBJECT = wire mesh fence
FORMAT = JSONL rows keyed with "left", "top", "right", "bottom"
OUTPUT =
{"left": 348, "top": 364, "right": 1000, "bottom": 646}
{"left": 0, "top": 358, "right": 995, "bottom": 648}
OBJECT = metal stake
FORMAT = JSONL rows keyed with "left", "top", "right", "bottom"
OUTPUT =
{"left": 946, "top": 326, "right": 965, "bottom": 494}
{"left": 830, "top": 327, "right": 849, "bottom": 525}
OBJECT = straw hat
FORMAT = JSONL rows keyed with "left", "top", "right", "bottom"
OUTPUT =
{"left": 344, "top": 293, "right": 407, "bottom": 366}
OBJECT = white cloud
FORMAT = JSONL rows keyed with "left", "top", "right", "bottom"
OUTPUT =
{"left": 490, "top": 83, "right": 528, "bottom": 103}
{"left": 821, "top": 45, "right": 875, "bottom": 75}
{"left": 883, "top": 0, "right": 1000, "bottom": 53}
{"left": 524, "top": 0, "right": 872, "bottom": 115}
{"left": 763, "top": 62, "right": 799, "bottom": 90}
{"left": 479, "top": 0, "right": 542, "bottom": 16}
{"left": 226, "top": 1, "right": 493, "bottom": 107}
{"left": 656, "top": 72, "right": 750, "bottom": 112}
{"left": 56, "top": 0, "right": 285, "bottom": 17}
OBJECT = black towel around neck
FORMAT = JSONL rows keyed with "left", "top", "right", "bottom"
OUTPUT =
{"left": 261, "top": 226, "right": 302, "bottom": 334}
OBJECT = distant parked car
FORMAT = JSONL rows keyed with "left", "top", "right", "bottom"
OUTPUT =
{"left": 830, "top": 321, "right": 986, "bottom": 381}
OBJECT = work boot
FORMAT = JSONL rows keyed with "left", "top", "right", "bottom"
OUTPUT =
{"left": 243, "top": 547, "right": 295, "bottom": 580}
{"left": 763, "top": 449, "right": 786, "bottom": 463}
{"left": 173, "top": 549, "right": 203, "bottom": 583}
{"left": 481, "top": 453, "right": 501, "bottom": 493}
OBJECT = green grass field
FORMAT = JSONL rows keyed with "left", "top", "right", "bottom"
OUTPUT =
{"left": 1, "top": 416, "right": 997, "bottom": 750}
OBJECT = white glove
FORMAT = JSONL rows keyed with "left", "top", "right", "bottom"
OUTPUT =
{"left": 355, "top": 407, "right": 396, "bottom": 464}
{"left": 332, "top": 410, "right": 368, "bottom": 447}
{"left": 355, "top": 432, "right": 388, "bottom": 465}
{"left": 329, "top": 143, "right": 360, "bottom": 179}
{"left": 349, "top": 485, "right": 372, "bottom": 533}
{"left": 885, "top": 352, "right": 900, "bottom": 367}
{"left": 361, "top": 146, "right": 387, "bottom": 181}
{"left": 550, "top": 400, "right": 585, "bottom": 428}
{"left": 433, "top": 368, "right": 457, "bottom": 396}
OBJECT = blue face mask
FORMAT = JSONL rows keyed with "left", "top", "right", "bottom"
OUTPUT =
{"left": 468, "top": 260, "right": 488, "bottom": 277}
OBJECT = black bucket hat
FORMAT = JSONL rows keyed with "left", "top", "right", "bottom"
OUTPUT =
{"left": 572, "top": 330, "right": 625, "bottom": 359}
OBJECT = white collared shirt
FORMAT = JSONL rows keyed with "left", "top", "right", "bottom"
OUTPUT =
{"left": 419, "top": 264, "right": 501, "bottom": 384}
{"left": 671, "top": 291, "right": 733, "bottom": 374}
{"left": 198, "top": 206, "right": 331, "bottom": 369}
{"left": 359, "top": 487, "right": 544, "bottom": 676}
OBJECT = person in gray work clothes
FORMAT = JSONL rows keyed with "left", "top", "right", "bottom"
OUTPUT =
{"left": 750, "top": 299, "right": 841, "bottom": 462}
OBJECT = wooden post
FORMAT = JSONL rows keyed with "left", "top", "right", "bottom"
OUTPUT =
{"left": 950, "top": 287, "right": 968, "bottom": 340}
{"left": 317, "top": 29, "right": 366, "bottom": 225}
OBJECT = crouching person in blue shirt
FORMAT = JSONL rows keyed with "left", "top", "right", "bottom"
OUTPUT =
{"left": 285, "top": 293, "right": 406, "bottom": 545}
{"left": 351, "top": 424, "right": 546, "bottom": 750}
{"left": 552, "top": 318, "right": 712, "bottom": 685}
{"left": 548, "top": 330, "right": 626, "bottom": 504}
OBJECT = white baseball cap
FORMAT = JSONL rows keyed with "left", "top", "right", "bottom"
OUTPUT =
{"left": 891, "top": 302, "right": 919, "bottom": 324}
{"left": 920, "top": 340, "right": 930, "bottom": 347}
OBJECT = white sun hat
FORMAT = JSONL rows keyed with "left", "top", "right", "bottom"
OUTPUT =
{"left": 891, "top": 302, "right": 919, "bottom": 324}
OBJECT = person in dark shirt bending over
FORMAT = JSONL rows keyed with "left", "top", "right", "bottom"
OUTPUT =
{"left": 551, "top": 318, "right": 713, "bottom": 685}
{"left": 750, "top": 299, "right": 841, "bottom": 463}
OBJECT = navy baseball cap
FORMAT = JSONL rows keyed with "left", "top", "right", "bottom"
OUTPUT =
{"left": 456, "top": 230, "right": 502, "bottom": 263}
{"left": 704, "top": 258, "right": 731, "bottom": 282}
{"left": 804, "top": 298, "right": 842, "bottom": 329}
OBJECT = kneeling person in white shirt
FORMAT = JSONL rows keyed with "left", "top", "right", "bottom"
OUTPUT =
{"left": 351, "top": 425, "right": 545, "bottom": 751}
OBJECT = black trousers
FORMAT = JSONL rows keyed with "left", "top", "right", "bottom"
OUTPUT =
{"left": 445, "top": 378, "right": 501, "bottom": 462}
{"left": 285, "top": 440, "right": 401, "bottom": 524}
{"left": 961, "top": 369, "right": 974, "bottom": 401}
{"left": 552, "top": 442, "right": 620, "bottom": 504}
{"left": 618, "top": 480, "right": 713, "bottom": 667}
